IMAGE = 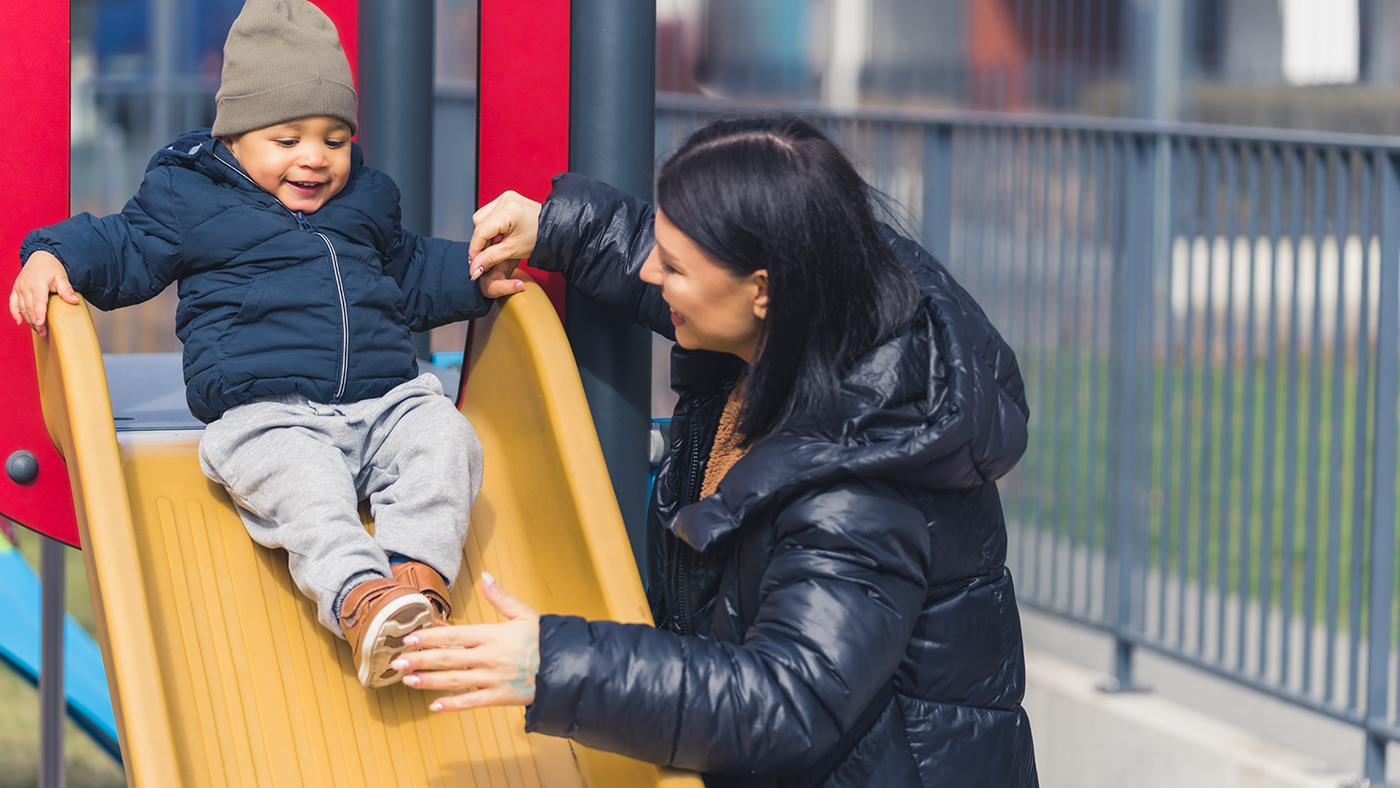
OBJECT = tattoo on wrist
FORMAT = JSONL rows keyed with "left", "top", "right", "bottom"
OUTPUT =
{"left": 506, "top": 636, "right": 540, "bottom": 700}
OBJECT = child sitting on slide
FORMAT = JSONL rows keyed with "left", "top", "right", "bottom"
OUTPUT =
{"left": 8, "top": 0, "right": 520, "bottom": 688}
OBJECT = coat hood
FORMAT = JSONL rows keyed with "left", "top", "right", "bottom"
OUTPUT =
{"left": 673, "top": 241, "right": 1029, "bottom": 552}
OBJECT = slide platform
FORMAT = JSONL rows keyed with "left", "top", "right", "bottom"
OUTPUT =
{"left": 33, "top": 276, "right": 702, "bottom": 787}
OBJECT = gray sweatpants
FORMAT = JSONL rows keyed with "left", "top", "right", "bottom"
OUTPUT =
{"left": 198, "top": 374, "right": 483, "bottom": 636}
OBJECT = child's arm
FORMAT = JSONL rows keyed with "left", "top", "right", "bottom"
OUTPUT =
{"left": 386, "top": 230, "right": 486, "bottom": 330}
{"left": 9, "top": 250, "right": 81, "bottom": 338}
{"left": 14, "top": 166, "right": 184, "bottom": 332}
{"left": 384, "top": 227, "right": 524, "bottom": 330}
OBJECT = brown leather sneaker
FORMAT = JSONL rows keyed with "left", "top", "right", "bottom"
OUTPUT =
{"left": 391, "top": 561, "right": 452, "bottom": 626}
{"left": 337, "top": 578, "right": 435, "bottom": 688}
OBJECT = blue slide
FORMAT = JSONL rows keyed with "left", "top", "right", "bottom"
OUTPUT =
{"left": 0, "top": 538, "right": 121, "bottom": 762}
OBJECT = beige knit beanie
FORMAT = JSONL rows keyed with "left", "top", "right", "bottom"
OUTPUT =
{"left": 212, "top": 0, "right": 358, "bottom": 138}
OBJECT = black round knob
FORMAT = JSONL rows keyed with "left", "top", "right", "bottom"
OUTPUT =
{"left": 6, "top": 450, "right": 39, "bottom": 486}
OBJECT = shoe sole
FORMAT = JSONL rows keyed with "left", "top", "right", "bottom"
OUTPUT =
{"left": 357, "top": 593, "right": 435, "bottom": 689}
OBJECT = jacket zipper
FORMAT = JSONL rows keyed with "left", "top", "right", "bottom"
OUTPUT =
{"left": 300, "top": 214, "right": 351, "bottom": 401}
{"left": 213, "top": 152, "right": 351, "bottom": 401}
{"left": 671, "top": 411, "right": 706, "bottom": 637}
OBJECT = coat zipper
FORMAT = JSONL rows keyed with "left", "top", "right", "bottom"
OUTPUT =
{"left": 671, "top": 410, "right": 706, "bottom": 637}
{"left": 301, "top": 215, "right": 351, "bottom": 401}
{"left": 213, "top": 152, "right": 351, "bottom": 401}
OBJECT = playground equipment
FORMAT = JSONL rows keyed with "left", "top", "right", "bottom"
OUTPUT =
{"left": 1, "top": 0, "right": 697, "bottom": 784}
{"left": 33, "top": 276, "right": 697, "bottom": 786}
{"left": 0, "top": 540, "right": 120, "bottom": 761}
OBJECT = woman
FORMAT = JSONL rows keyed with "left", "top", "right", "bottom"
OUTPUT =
{"left": 397, "top": 115, "right": 1038, "bottom": 786}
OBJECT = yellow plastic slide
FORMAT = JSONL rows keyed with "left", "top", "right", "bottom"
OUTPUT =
{"left": 34, "top": 277, "right": 702, "bottom": 787}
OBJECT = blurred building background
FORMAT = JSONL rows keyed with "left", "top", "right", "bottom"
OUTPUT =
{"left": 67, "top": 0, "right": 1400, "bottom": 238}
{"left": 663, "top": 0, "right": 1400, "bottom": 129}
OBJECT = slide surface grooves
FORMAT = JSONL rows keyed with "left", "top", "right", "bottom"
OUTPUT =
{"left": 35, "top": 279, "right": 700, "bottom": 787}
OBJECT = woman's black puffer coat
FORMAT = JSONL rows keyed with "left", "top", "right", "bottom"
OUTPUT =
{"left": 523, "top": 174, "right": 1038, "bottom": 787}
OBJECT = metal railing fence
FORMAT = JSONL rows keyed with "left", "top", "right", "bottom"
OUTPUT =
{"left": 655, "top": 93, "right": 1400, "bottom": 782}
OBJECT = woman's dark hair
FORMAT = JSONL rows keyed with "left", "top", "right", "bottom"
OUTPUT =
{"left": 657, "top": 114, "right": 920, "bottom": 444}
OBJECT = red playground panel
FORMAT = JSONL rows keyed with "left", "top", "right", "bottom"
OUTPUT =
{"left": 478, "top": 0, "right": 571, "bottom": 318}
{"left": 0, "top": 0, "right": 78, "bottom": 546}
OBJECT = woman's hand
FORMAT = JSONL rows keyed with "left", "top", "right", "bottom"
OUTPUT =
{"left": 469, "top": 191, "right": 542, "bottom": 288}
{"left": 396, "top": 572, "right": 541, "bottom": 710}
{"left": 9, "top": 250, "right": 80, "bottom": 338}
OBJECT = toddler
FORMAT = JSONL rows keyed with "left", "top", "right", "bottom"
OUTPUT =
{"left": 9, "top": 0, "right": 518, "bottom": 688}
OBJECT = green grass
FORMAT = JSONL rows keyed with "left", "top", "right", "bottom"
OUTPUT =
{"left": 1, "top": 527, "right": 124, "bottom": 788}
{"left": 1005, "top": 345, "right": 1400, "bottom": 634}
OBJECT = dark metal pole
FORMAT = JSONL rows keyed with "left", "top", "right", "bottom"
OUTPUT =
{"left": 40, "top": 535, "right": 65, "bottom": 788}
{"left": 358, "top": 0, "right": 436, "bottom": 360}
{"left": 569, "top": 0, "right": 656, "bottom": 572}
{"left": 1102, "top": 136, "right": 1154, "bottom": 695}
{"left": 1127, "top": 0, "right": 1181, "bottom": 122}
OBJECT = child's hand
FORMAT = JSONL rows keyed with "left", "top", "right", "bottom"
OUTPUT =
{"left": 478, "top": 265, "right": 525, "bottom": 299}
{"left": 9, "top": 250, "right": 80, "bottom": 338}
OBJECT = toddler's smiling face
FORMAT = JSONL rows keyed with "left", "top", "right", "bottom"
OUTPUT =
{"left": 226, "top": 116, "right": 352, "bottom": 214}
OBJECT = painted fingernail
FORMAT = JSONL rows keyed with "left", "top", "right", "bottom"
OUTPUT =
{"left": 402, "top": 674, "right": 419, "bottom": 686}
{"left": 391, "top": 658, "right": 409, "bottom": 670}
{"left": 472, "top": 267, "right": 483, "bottom": 278}
{"left": 482, "top": 571, "right": 497, "bottom": 587}
{"left": 429, "top": 702, "right": 442, "bottom": 712}
{"left": 404, "top": 635, "right": 420, "bottom": 646}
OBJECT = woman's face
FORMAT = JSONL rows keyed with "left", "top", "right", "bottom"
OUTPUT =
{"left": 641, "top": 211, "right": 768, "bottom": 362}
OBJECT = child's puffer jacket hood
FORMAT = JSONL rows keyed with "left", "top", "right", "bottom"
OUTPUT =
{"left": 21, "top": 130, "right": 489, "bottom": 421}
{"left": 521, "top": 173, "right": 1038, "bottom": 788}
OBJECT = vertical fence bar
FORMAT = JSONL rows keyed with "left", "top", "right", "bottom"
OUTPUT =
{"left": 998, "top": 127, "right": 1025, "bottom": 548}
{"left": 1324, "top": 151, "right": 1349, "bottom": 704}
{"left": 1362, "top": 149, "right": 1400, "bottom": 785}
{"left": 1176, "top": 139, "right": 1200, "bottom": 650}
{"left": 994, "top": 129, "right": 1015, "bottom": 332}
{"left": 969, "top": 130, "right": 990, "bottom": 323}
{"left": 1033, "top": 128, "right": 1056, "bottom": 599}
{"left": 1258, "top": 143, "right": 1284, "bottom": 681}
{"left": 1282, "top": 145, "right": 1306, "bottom": 689}
{"left": 1155, "top": 134, "right": 1179, "bottom": 644}
{"left": 1197, "top": 139, "right": 1220, "bottom": 659}
{"left": 1237, "top": 143, "right": 1261, "bottom": 673}
{"left": 1303, "top": 148, "right": 1327, "bottom": 696}
{"left": 1068, "top": 131, "right": 1089, "bottom": 614}
{"left": 1107, "top": 134, "right": 1152, "bottom": 689}
{"left": 1014, "top": 128, "right": 1035, "bottom": 581}
{"left": 1346, "top": 153, "right": 1374, "bottom": 713}
{"left": 989, "top": 129, "right": 1011, "bottom": 342}
{"left": 1217, "top": 139, "right": 1239, "bottom": 665}
{"left": 1087, "top": 134, "right": 1110, "bottom": 619}
{"left": 1023, "top": 127, "right": 1042, "bottom": 582}
{"left": 1136, "top": 134, "right": 1161, "bottom": 641}
{"left": 1051, "top": 130, "right": 1074, "bottom": 607}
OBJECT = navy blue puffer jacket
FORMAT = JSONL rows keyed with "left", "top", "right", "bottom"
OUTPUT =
{"left": 21, "top": 130, "right": 490, "bottom": 422}
{"left": 524, "top": 174, "right": 1038, "bottom": 787}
